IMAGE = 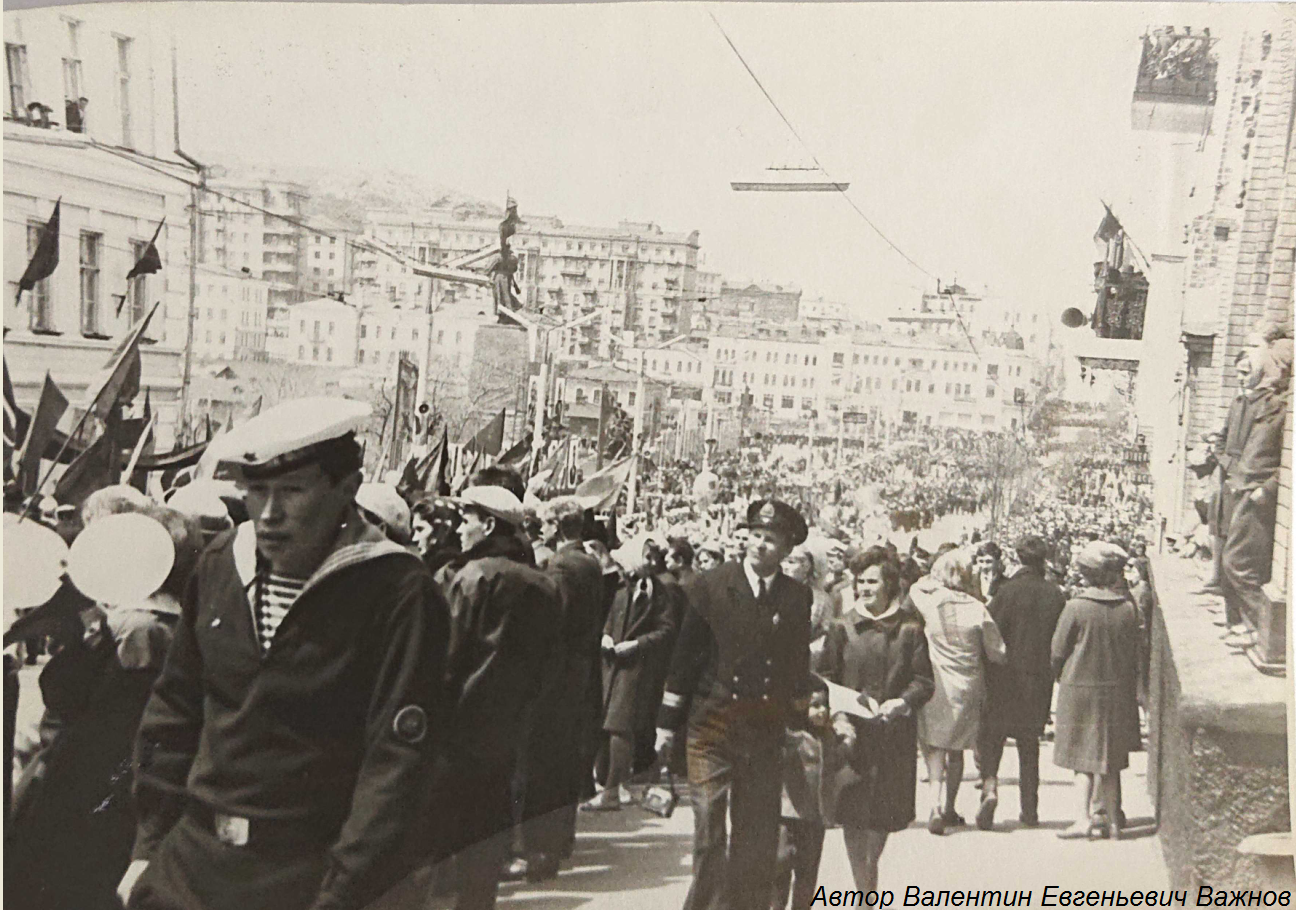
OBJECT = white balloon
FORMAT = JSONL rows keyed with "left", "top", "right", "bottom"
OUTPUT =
{"left": 3, "top": 514, "right": 69, "bottom": 618}
{"left": 68, "top": 512, "right": 175, "bottom": 605}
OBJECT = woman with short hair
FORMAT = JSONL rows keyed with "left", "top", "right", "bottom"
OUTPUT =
{"left": 783, "top": 545, "right": 839, "bottom": 669}
{"left": 820, "top": 546, "right": 933, "bottom": 892}
{"left": 907, "top": 547, "right": 1007, "bottom": 835}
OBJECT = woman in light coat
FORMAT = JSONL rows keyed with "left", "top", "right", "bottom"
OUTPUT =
{"left": 907, "top": 547, "right": 1006, "bottom": 835}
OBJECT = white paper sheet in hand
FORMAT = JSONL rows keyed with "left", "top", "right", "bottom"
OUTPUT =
{"left": 826, "top": 680, "right": 880, "bottom": 720}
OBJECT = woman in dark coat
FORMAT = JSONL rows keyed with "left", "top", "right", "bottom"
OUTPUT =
{"left": 821, "top": 546, "right": 934, "bottom": 893}
{"left": 6, "top": 507, "right": 197, "bottom": 910}
{"left": 1051, "top": 541, "right": 1141, "bottom": 841}
{"left": 584, "top": 567, "right": 678, "bottom": 810}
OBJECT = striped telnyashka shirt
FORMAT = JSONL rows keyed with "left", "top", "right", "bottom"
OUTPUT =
{"left": 257, "top": 574, "right": 306, "bottom": 652}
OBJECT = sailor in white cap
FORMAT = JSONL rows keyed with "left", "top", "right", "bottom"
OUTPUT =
{"left": 120, "top": 398, "right": 451, "bottom": 910}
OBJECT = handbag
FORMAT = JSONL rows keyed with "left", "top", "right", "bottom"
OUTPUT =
{"left": 640, "top": 765, "right": 678, "bottom": 819}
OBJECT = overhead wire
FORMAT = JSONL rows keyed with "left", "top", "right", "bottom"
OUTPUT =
{"left": 707, "top": 11, "right": 936, "bottom": 281}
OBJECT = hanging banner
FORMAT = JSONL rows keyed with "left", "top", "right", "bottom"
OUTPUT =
{"left": 388, "top": 353, "right": 420, "bottom": 473}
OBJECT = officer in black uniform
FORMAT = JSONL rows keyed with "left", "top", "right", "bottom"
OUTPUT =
{"left": 655, "top": 499, "right": 812, "bottom": 910}
{"left": 119, "top": 399, "right": 450, "bottom": 910}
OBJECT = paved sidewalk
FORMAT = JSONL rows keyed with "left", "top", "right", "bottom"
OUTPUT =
{"left": 13, "top": 664, "right": 1166, "bottom": 910}
{"left": 470, "top": 742, "right": 1167, "bottom": 909}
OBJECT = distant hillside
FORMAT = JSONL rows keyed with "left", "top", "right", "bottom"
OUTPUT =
{"left": 203, "top": 154, "right": 498, "bottom": 228}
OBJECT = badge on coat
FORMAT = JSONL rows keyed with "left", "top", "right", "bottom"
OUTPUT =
{"left": 392, "top": 705, "right": 428, "bottom": 744}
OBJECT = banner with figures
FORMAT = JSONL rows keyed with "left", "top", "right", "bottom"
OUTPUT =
{"left": 388, "top": 353, "right": 420, "bottom": 473}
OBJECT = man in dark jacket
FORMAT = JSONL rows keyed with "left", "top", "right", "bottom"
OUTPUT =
{"left": 429, "top": 484, "right": 560, "bottom": 910}
{"left": 508, "top": 496, "right": 604, "bottom": 881}
{"left": 976, "top": 535, "right": 1065, "bottom": 829}
{"left": 1201, "top": 350, "right": 1254, "bottom": 598}
{"left": 121, "top": 399, "right": 450, "bottom": 910}
{"left": 655, "top": 500, "right": 813, "bottom": 910}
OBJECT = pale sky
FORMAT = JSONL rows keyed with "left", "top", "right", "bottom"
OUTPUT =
{"left": 164, "top": 2, "right": 1283, "bottom": 322}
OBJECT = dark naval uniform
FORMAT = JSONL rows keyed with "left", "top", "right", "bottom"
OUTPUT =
{"left": 658, "top": 504, "right": 812, "bottom": 910}
{"left": 128, "top": 517, "right": 449, "bottom": 910}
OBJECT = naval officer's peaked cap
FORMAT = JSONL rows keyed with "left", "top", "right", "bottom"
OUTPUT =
{"left": 216, "top": 397, "right": 371, "bottom": 477}
{"left": 741, "top": 499, "right": 808, "bottom": 547}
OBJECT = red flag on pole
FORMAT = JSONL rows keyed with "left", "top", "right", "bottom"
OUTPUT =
{"left": 82, "top": 301, "right": 160, "bottom": 422}
{"left": 16, "top": 373, "right": 68, "bottom": 497}
{"left": 52, "top": 427, "right": 115, "bottom": 508}
{"left": 3, "top": 357, "right": 29, "bottom": 485}
{"left": 16, "top": 200, "right": 60, "bottom": 306}
{"left": 573, "top": 456, "right": 633, "bottom": 512}
{"left": 496, "top": 432, "right": 532, "bottom": 468}
{"left": 1094, "top": 202, "right": 1122, "bottom": 249}
{"left": 126, "top": 219, "right": 165, "bottom": 281}
{"left": 464, "top": 409, "right": 506, "bottom": 457}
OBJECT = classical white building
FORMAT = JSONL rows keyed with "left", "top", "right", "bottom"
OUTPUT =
{"left": 706, "top": 321, "right": 1040, "bottom": 438}
{"left": 3, "top": 5, "right": 192, "bottom": 446}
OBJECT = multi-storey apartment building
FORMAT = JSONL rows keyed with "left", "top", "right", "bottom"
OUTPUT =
{"left": 191, "top": 265, "right": 271, "bottom": 362}
{"left": 301, "top": 216, "right": 356, "bottom": 299}
{"left": 356, "top": 207, "right": 700, "bottom": 356}
{"left": 201, "top": 172, "right": 309, "bottom": 310}
{"left": 4, "top": 5, "right": 192, "bottom": 445}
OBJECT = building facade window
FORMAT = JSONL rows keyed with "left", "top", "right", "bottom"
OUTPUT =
{"left": 62, "top": 20, "right": 84, "bottom": 131}
{"left": 129, "top": 239, "right": 150, "bottom": 324}
{"left": 6, "top": 43, "right": 28, "bottom": 119}
{"left": 79, "top": 232, "right": 102, "bottom": 335}
{"left": 26, "top": 221, "right": 53, "bottom": 330}
{"left": 115, "top": 36, "right": 132, "bottom": 146}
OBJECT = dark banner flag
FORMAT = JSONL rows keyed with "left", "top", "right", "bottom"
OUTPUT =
{"left": 463, "top": 409, "right": 506, "bottom": 457}
{"left": 497, "top": 432, "right": 531, "bottom": 468}
{"left": 16, "top": 373, "right": 68, "bottom": 497}
{"left": 121, "top": 219, "right": 165, "bottom": 316}
{"left": 16, "top": 200, "right": 60, "bottom": 306}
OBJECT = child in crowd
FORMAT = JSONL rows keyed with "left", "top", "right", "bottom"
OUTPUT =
{"left": 772, "top": 678, "right": 836, "bottom": 910}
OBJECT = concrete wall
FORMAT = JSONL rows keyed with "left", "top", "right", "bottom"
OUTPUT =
{"left": 1147, "top": 554, "right": 1290, "bottom": 891}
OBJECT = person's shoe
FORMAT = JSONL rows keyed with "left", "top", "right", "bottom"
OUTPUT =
{"left": 525, "top": 853, "right": 560, "bottom": 882}
{"left": 580, "top": 793, "right": 622, "bottom": 812}
{"left": 502, "top": 857, "right": 529, "bottom": 881}
{"left": 941, "top": 811, "right": 966, "bottom": 827}
{"left": 976, "top": 794, "right": 998, "bottom": 831}
{"left": 1019, "top": 811, "right": 1039, "bottom": 828}
{"left": 928, "top": 810, "right": 947, "bottom": 836}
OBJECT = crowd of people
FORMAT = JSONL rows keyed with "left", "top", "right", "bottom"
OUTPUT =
{"left": 1, "top": 380, "right": 1183, "bottom": 910}
{"left": 24, "top": 304, "right": 1296, "bottom": 910}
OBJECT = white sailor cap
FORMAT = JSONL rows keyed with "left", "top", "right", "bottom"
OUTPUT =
{"left": 455, "top": 485, "right": 524, "bottom": 528}
{"left": 215, "top": 397, "right": 371, "bottom": 477}
{"left": 356, "top": 482, "right": 412, "bottom": 542}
